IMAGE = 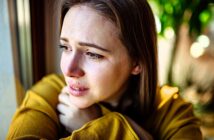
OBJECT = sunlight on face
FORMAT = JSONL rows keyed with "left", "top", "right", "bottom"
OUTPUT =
{"left": 60, "top": 5, "right": 135, "bottom": 108}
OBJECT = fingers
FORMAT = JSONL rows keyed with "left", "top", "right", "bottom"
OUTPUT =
{"left": 57, "top": 103, "right": 69, "bottom": 115}
{"left": 61, "top": 86, "right": 69, "bottom": 93}
{"left": 58, "top": 92, "right": 71, "bottom": 106}
{"left": 58, "top": 114, "right": 73, "bottom": 132}
{"left": 58, "top": 86, "right": 73, "bottom": 106}
{"left": 58, "top": 113, "right": 66, "bottom": 124}
{"left": 59, "top": 86, "right": 79, "bottom": 109}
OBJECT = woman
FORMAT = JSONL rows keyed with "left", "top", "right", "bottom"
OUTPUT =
{"left": 7, "top": 0, "right": 202, "bottom": 139}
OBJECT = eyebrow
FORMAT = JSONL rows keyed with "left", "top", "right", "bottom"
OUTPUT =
{"left": 60, "top": 37, "right": 111, "bottom": 53}
{"left": 79, "top": 42, "right": 111, "bottom": 53}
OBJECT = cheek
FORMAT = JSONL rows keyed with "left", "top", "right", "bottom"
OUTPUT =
{"left": 86, "top": 64, "right": 112, "bottom": 84}
{"left": 90, "top": 64, "right": 128, "bottom": 90}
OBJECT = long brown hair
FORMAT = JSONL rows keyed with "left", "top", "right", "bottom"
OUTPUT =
{"left": 59, "top": 0, "right": 158, "bottom": 125}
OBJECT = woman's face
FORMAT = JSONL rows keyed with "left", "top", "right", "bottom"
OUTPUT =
{"left": 60, "top": 5, "right": 137, "bottom": 108}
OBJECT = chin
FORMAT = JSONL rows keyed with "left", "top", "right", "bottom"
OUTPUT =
{"left": 71, "top": 100, "right": 93, "bottom": 109}
{"left": 68, "top": 95, "right": 95, "bottom": 109}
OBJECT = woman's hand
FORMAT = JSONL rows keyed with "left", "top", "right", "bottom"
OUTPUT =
{"left": 125, "top": 116, "right": 153, "bottom": 140}
{"left": 57, "top": 87, "right": 101, "bottom": 132}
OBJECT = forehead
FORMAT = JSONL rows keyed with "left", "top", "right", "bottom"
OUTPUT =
{"left": 61, "top": 5, "right": 119, "bottom": 38}
{"left": 60, "top": 5, "right": 124, "bottom": 52}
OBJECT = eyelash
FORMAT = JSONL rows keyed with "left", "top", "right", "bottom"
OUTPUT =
{"left": 59, "top": 45, "right": 72, "bottom": 52}
{"left": 86, "top": 52, "right": 104, "bottom": 60}
{"left": 59, "top": 45, "right": 104, "bottom": 60}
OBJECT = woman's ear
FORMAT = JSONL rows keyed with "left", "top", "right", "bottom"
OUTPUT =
{"left": 131, "top": 64, "right": 142, "bottom": 75}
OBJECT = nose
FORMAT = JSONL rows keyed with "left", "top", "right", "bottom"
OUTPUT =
{"left": 62, "top": 52, "right": 85, "bottom": 78}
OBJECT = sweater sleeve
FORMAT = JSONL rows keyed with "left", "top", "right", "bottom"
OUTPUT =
{"left": 6, "top": 74, "right": 65, "bottom": 140}
{"left": 149, "top": 86, "right": 203, "bottom": 140}
{"left": 60, "top": 112, "right": 140, "bottom": 140}
{"left": 7, "top": 74, "right": 140, "bottom": 140}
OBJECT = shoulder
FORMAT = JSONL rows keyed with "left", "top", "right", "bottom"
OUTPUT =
{"left": 158, "top": 85, "right": 180, "bottom": 108}
{"left": 147, "top": 85, "right": 202, "bottom": 140}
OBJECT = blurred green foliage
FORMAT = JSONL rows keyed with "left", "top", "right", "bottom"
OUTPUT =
{"left": 149, "top": 0, "right": 214, "bottom": 85}
{"left": 150, "top": 0, "right": 214, "bottom": 38}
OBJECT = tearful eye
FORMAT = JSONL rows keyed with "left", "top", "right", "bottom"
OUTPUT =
{"left": 86, "top": 52, "right": 104, "bottom": 60}
{"left": 59, "top": 45, "right": 72, "bottom": 52}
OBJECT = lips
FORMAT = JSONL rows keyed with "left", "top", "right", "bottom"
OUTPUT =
{"left": 67, "top": 84, "right": 89, "bottom": 97}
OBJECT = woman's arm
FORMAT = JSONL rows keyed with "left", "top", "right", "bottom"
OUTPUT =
{"left": 6, "top": 74, "right": 65, "bottom": 140}
{"left": 60, "top": 112, "right": 142, "bottom": 140}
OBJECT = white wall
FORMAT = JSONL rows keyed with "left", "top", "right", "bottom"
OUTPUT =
{"left": 0, "top": 0, "right": 17, "bottom": 139}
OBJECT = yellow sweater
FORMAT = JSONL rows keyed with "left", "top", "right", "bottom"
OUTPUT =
{"left": 7, "top": 74, "right": 202, "bottom": 140}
